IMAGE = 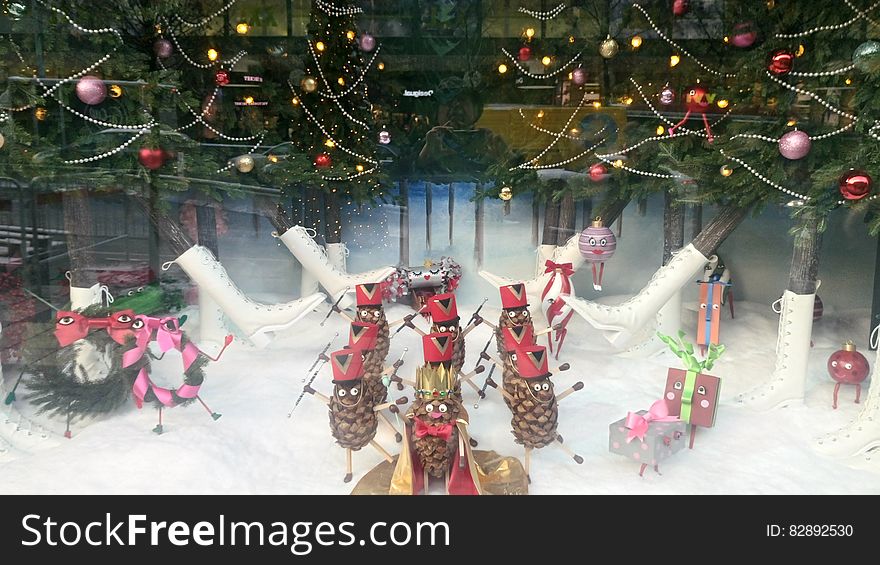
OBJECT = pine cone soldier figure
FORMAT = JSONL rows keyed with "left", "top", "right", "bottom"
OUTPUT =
{"left": 335, "top": 284, "right": 390, "bottom": 360}
{"left": 302, "top": 349, "right": 406, "bottom": 483}
{"left": 400, "top": 293, "right": 482, "bottom": 375}
{"left": 390, "top": 361, "right": 484, "bottom": 495}
{"left": 480, "top": 344, "right": 584, "bottom": 482}
{"left": 347, "top": 321, "right": 405, "bottom": 442}
{"left": 476, "top": 283, "right": 554, "bottom": 362}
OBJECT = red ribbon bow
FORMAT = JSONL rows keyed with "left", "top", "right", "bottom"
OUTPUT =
{"left": 545, "top": 260, "right": 574, "bottom": 278}
{"left": 414, "top": 419, "right": 454, "bottom": 441}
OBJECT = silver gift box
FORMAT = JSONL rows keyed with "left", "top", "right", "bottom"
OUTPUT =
{"left": 609, "top": 412, "right": 687, "bottom": 471}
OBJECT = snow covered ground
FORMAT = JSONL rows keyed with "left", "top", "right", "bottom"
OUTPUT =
{"left": 2, "top": 296, "right": 879, "bottom": 495}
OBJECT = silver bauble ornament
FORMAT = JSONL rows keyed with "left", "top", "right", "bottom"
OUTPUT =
{"left": 599, "top": 36, "right": 619, "bottom": 59}
{"left": 236, "top": 155, "right": 255, "bottom": 173}
{"left": 853, "top": 41, "right": 880, "bottom": 73}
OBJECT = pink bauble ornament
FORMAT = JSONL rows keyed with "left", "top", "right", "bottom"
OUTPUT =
{"left": 659, "top": 85, "right": 675, "bottom": 105}
{"left": 314, "top": 153, "right": 332, "bottom": 168}
{"left": 215, "top": 70, "right": 230, "bottom": 86}
{"left": 378, "top": 130, "right": 391, "bottom": 144}
{"left": 153, "top": 38, "right": 173, "bottom": 59}
{"left": 731, "top": 22, "right": 757, "bottom": 48}
{"left": 579, "top": 218, "right": 616, "bottom": 262}
{"left": 828, "top": 341, "right": 870, "bottom": 409}
{"left": 76, "top": 75, "right": 107, "bottom": 105}
{"left": 572, "top": 68, "right": 587, "bottom": 86}
{"left": 588, "top": 163, "right": 607, "bottom": 182}
{"left": 839, "top": 170, "right": 872, "bottom": 200}
{"left": 359, "top": 33, "right": 376, "bottom": 52}
{"left": 778, "top": 130, "right": 811, "bottom": 160}
{"left": 518, "top": 46, "right": 532, "bottom": 61}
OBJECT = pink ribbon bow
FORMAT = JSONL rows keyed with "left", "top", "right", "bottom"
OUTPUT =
{"left": 624, "top": 399, "right": 680, "bottom": 443}
{"left": 544, "top": 260, "right": 574, "bottom": 278}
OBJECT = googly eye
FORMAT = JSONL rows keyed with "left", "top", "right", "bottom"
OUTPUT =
{"left": 438, "top": 404, "right": 448, "bottom": 413}
{"left": 337, "top": 389, "right": 347, "bottom": 397}
{"left": 689, "top": 89, "right": 696, "bottom": 96}
{"left": 523, "top": 310, "right": 530, "bottom": 318}
{"left": 164, "top": 320, "right": 176, "bottom": 330}
{"left": 845, "top": 363, "right": 853, "bottom": 370}
{"left": 674, "top": 381, "right": 683, "bottom": 390}
{"left": 359, "top": 309, "right": 369, "bottom": 317}
{"left": 508, "top": 311, "right": 516, "bottom": 318}
{"left": 58, "top": 316, "right": 75, "bottom": 325}
{"left": 541, "top": 383, "right": 550, "bottom": 391}
{"left": 137, "top": 287, "right": 144, "bottom": 292}
{"left": 131, "top": 319, "right": 145, "bottom": 330}
{"left": 350, "top": 387, "right": 359, "bottom": 396}
{"left": 511, "top": 353, "right": 518, "bottom": 362}
{"left": 697, "top": 385, "right": 707, "bottom": 395}
{"left": 373, "top": 311, "right": 380, "bottom": 318}
{"left": 712, "top": 304, "right": 720, "bottom": 310}
{"left": 127, "top": 290, "right": 135, "bottom": 296}
{"left": 589, "top": 238, "right": 596, "bottom": 246}
{"left": 533, "top": 384, "right": 542, "bottom": 392}
{"left": 600, "top": 238, "right": 607, "bottom": 246}
{"left": 699, "top": 303, "right": 707, "bottom": 310}
{"left": 425, "top": 404, "right": 434, "bottom": 412}
{"left": 117, "top": 314, "right": 132, "bottom": 323}
{"left": 831, "top": 360, "right": 838, "bottom": 367}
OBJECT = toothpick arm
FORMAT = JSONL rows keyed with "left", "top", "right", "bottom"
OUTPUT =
{"left": 479, "top": 351, "right": 503, "bottom": 369}
{"left": 374, "top": 397, "right": 408, "bottom": 413}
{"left": 555, "top": 381, "right": 584, "bottom": 402}
{"left": 303, "top": 385, "right": 331, "bottom": 405}
{"left": 549, "top": 363, "right": 570, "bottom": 376}
{"left": 483, "top": 376, "right": 514, "bottom": 402}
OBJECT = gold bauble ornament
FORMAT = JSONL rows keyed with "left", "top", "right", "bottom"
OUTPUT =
{"left": 236, "top": 155, "right": 255, "bottom": 173}
{"left": 599, "top": 35, "right": 619, "bottom": 59}
{"left": 499, "top": 186, "right": 513, "bottom": 201}
{"left": 301, "top": 76, "right": 318, "bottom": 93}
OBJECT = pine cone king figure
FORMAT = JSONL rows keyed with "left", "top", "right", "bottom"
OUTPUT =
{"left": 409, "top": 364, "right": 462, "bottom": 478}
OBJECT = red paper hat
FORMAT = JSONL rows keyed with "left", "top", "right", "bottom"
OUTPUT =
{"left": 422, "top": 332, "right": 455, "bottom": 363}
{"left": 500, "top": 283, "right": 529, "bottom": 310}
{"left": 355, "top": 283, "right": 383, "bottom": 306}
{"left": 330, "top": 350, "right": 364, "bottom": 383}
{"left": 515, "top": 345, "right": 550, "bottom": 379}
{"left": 428, "top": 293, "right": 459, "bottom": 324}
{"left": 348, "top": 321, "right": 379, "bottom": 351}
{"left": 501, "top": 325, "right": 535, "bottom": 352}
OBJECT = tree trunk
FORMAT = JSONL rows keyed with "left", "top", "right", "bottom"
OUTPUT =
{"left": 399, "top": 179, "right": 410, "bottom": 266}
{"left": 134, "top": 194, "right": 193, "bottom": 257}
{"left": 146, "top": 182, "right": 161, "bottom": 281}
{"left": 474, "top": 183, "right": 485, "bottom": 268}
{"left": 532, "top": 199, "right": 540, "bottom": 247}
{"left": 689, "top": 203, "right": 703, "bottom": 241}
{"left": 663, "top": 190, "right": 685, "bottom": 265}
{"left": 556, "top": 191, "right": 577, "bottom": 246}
{"left": 62, "top": 189, "right": 97, "bottom": 288}
{"left": 196, "top": 202, "right": 220, "bottom": 257}
{"left": 425, "top": 182, "right": 432, "bottom": 251}
{"left": 303, "top": 187, "right": 324, "bottom": 243}
{"left": 581, "top": 197, "right": 593, "bottom": 229}
{"left": 787, "top": 210, "right": 823, "bottom": 295}
{"left": 692, "top": 205, "right": 751, "bottom": 257}
{"left": 593, "top": 194, "right": 629, "bottom": 227}
{"left": 448, "top": 183, "right": 454, "bottom": 247}
{"left": 541, "top": 199, "right": 560, "bottom": 245}
{"left": 325, "top": 189, "right": 342, "bottom": 244}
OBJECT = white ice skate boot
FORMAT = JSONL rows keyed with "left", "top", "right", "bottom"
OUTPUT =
{"left": 735, "top": 288, "right": 817, "bottom": 410}
{"left": 171, "top": 245, "right": 326, "bottom": 348}
{"left": 276, "top": 226, "right": 395, "bottom": 309}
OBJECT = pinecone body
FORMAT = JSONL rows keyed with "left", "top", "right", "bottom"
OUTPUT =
{"left": 362, "top": 349, "right": 388, "bottom": 405}
{"left": 508, "top": 378, "right": 558, "bottom": 449}
{"left": 329, "top": 394, "right": 377, "bottom": 450}
{"left": 409, "top": 395, "right": 463, "bottom": 479}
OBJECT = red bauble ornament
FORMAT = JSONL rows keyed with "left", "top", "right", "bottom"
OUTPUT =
{"left": 589, "top": 163, "right": 608, "bottom": 182}
{"left": 673, "top": 0, "right": 689, "bottom": 16}
{"left": 215, "top": 70, "right": 230, "bottom": 86}
{"left": 314, "top": 153, "right": 332, "bottom": 169}
{"left": 839, "top": 170, "right": 872, "bottom": 200}
{"left": 684, "top": 84, "right": 712, "bottom": 112}
{"left": 138, "top": 147, "right": 166, "bottom": 170}
{"left": 518, "top": 46, "right": 532, "bottom": 61}
{"left": 827, "top": 342, "right": 870, "bottom": 409}
{"left": 768, "top": 49, "right": 794, "bottom": 75}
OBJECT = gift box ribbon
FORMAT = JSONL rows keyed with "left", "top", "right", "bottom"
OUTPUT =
{"left": 680, "top": 370, "right": 698, "bottom": 424}
{"left": 624, "top": 399, "right": 680, "bottom": 443}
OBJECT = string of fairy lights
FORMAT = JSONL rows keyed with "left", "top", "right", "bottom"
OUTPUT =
{"left": 501, "top": 47, "right": 584, "bottom": 80}
{"left": 215, "top": 131, "right": 266, "bottom": 173}
{"left": 513, "top": 93, "right": 589, "bottom": 169}
{"left": 315, "top": 0, "right": 363, "bottom": 17}
{"left": 175, "top": 0, "right": 239, "bottom": 29}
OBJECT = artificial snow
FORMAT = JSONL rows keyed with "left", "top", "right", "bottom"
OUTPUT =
{"left": 2, "top": 297, "right": 879, "bottom": 495}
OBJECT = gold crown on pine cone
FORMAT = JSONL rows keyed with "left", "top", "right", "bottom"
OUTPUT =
{"left": 415, "top": 364, "right": 454, "bottom": 400}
